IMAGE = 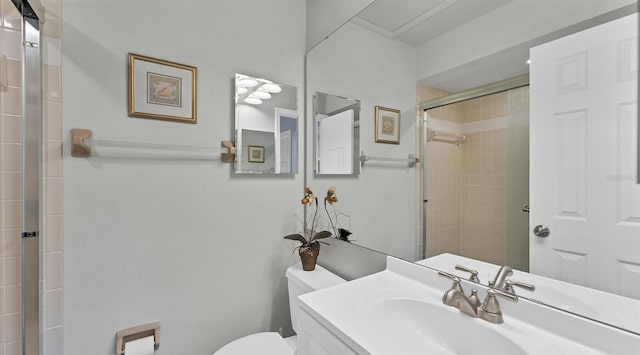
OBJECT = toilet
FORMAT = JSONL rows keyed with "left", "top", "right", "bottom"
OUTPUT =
{"left": 213, "top": 264, "right": 346, "bottom": 355}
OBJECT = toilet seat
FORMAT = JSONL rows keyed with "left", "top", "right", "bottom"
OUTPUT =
{"left": 213, "top": 332, "right": 294, "bottom": 355}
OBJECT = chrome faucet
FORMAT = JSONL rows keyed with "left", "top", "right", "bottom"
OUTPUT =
{"left": 488, "top": 265, "right": 513, "bottom": 290}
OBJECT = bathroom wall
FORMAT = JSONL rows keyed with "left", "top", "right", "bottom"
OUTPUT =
{"left": 62, "top": 1, "right": 305, "bottom": 354}
{"left": 0, "top": 1, "right": 24, "bottom": 353}
{"left": 306, "top": 21, "right": 418, "bottom": 261}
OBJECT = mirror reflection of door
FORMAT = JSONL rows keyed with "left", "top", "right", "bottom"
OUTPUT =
{"left": 275, "top": 108, "right": 298, "bottom": 174}
{"left": 314, "top": 92, "right": 360, "bottom": 175}
{"left": 318, "top": 109, "right": 354, "bottom": 174}
{"left": 530, "top": 14, "right": 640, "bottom": 298}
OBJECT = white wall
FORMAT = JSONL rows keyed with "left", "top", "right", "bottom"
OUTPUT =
{"left": 307, "top": 22, "right": 418, "bottom": 261}
{"left": 62, "top": 1, "right": 305, "bottom": 354}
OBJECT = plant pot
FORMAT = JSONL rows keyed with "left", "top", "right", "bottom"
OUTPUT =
{"left": 299, "top": 244, "right": 320, "bottom": 271}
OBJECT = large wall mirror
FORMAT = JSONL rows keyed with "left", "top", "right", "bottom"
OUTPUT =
{"left": 314, "top": 92, "right": 360, "bottom": 175}
{"left": 235, "top": 73, "right": 298, "bottom": 174}
{"left": 306, "top": 0, "right": 638, "bottom": 335}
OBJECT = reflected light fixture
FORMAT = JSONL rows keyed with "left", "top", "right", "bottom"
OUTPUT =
{"left": 262, "top": 83, "right": 282, "bottom": 93}
{"left": 252, "top": 90, "right": 271, "bottom": 99}
{"left": 237, "top": 87, "right": 248, "bottom": 94}
{"left": 526, "top": 59, "right": 531, "bottom": 65}
{"left": 237, "top": 78, "right": 259, "bottom": 88}
{"left": 244, "top": 97, "right": 262, "bottom": 105}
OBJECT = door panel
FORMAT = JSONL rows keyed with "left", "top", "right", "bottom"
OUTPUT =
{"left": 530, "top": 14, "right": 639, "bottom": 298}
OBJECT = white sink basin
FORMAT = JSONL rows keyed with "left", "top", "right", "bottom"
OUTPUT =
{"left": 365, "top": 298, "right": 526, "bottom": 354}
{"left": 298, "top": 256, "right": 640, "bottom": 354}
{"left": 417, "top": 253, "right": 640, "bottom": 334}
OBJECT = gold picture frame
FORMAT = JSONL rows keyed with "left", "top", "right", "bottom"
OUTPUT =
{"left": 248, "top": 145, "right": 265, "bottom": 163}
{"left": 374, "top": 106, "right": 400, "bottom": 144}
{"left": 128, "top": 53, "right": 197, "bottom": 124}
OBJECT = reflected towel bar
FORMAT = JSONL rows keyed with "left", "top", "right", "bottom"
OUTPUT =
{"left": 70, "top": 128, "right": 235, "bottom": 162}
{"left": 427, "top": 129, "right": 466, "bottom": 145}
{"left": 360, "top": 151, "right": 418, "bottom": 167}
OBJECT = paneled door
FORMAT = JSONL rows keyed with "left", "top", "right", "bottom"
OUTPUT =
{"left": 530, "top": 14, "right": 639, "bottom": 298}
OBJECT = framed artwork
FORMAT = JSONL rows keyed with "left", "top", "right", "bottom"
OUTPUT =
{"left": 128, "top": 53, "right": 197, "bottom": 123}
{"left": 248, "top": 145, "right": 265, "bottom": 163}
{"left": 374, "top": 106, "right": 400, "bottom": 144}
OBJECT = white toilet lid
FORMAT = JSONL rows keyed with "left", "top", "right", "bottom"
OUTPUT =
{"left": 213, "top": 332, "right": 294, "bottom": 355}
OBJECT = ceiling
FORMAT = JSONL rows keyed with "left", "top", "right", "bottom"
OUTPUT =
{"left": 348, "top": 0, "right": 637, "bottom": 92}
{"left": 352, "top": 0, "right": 513, "bottom": 46}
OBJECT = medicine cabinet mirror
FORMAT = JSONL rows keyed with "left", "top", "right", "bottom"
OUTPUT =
{"left": 313, "top": 92, "right": 360, "bottom": 175}
{"left": 234, "top": 73, "right": 298, "bottom": 174}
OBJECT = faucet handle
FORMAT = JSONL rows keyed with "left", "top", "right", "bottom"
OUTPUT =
{"left": 505, "top": 280, "right": 535, "bottom": 295}
{"left": 478, "top": 289, "right": 518, "bottom": 324}
{"left": 438, "top": 271, "right": 463, "bottom": 289}
{"left": 438, "top": 271, "right": 464, "bottom": 306}
{"left": 455, "top": 265, "right": 481, "bottom": 283}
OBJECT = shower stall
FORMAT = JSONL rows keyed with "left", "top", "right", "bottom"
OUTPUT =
{"left": 2, "top": 1, "right": 44, "bottom": 354}
{"left": 419, "top": 79, "right": 531, "bottom": 271}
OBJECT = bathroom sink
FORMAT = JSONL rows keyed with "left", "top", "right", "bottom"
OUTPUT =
{"left": 364, "top": 298, "right": 526, "bottom": 354}
{"left": 417, "top": 253, "right": 640, "bottom": 334}
{"left": 298, "top": 256, "right": 639, "bottom": 354}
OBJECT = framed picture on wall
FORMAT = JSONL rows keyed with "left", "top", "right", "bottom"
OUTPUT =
{"left": 128, "top": 53, "right": 197, "bottom": 123}
{"left": 248, "top": 145, "right": 265, "bottom": 163}
{"left": 374, "top": 106, "right": 400, "bottom": 144}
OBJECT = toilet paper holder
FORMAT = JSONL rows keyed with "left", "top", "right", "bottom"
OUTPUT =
{"left": 116, "top": 321, "right": 160, "bottom": 354}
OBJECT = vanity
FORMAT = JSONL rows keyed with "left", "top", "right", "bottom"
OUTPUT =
{"left": 296, "top": 256, "right": 640, "bottom": 355}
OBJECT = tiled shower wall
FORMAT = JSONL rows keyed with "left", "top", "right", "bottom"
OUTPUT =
{"left": 42, "top": 0, "right": 63, "bottom": 354}
{"left": 0, "top": 0, "right": 62, "bottom": 354}
{"left": 419, "top": 83, "right": 508, "bottom": 265}
{"left": 417, "top": 84, "right": 462, "bottom": 257}
{"left": 458, "top": 92, "right": 508, "bottom": 266}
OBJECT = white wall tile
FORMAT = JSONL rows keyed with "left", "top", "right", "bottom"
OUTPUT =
{"left": 45, "top": 290, "right": 62, "bottom": 327}
{"left": 44, "top": 178, "right": 61, "bottom": 215}
{"left": 4, "top": 285, "right": 20, "bottom": 314}
{"left": 1, "top": 115, "right": 21, "bottom": 143}
{"left": 4, "top": 341, "right": 20, "bottom": 355}
{"left": 3, "top": 257, "right": 20, "bottom": 286}
{"left": 45, "top": 252, "right": 62, "bottom": 290}
{"left": 45, "top": 326, "right": 63, "bottom": 355}
{"left": 2, "top": 144, "right": 21, "bottom": 171}
{"left": 44, "top": 215, "right": 62, "bottom": 253}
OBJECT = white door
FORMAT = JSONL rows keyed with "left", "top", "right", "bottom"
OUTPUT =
{"left": 280, "top": 130, "right": 292, "bottom": 174}
{"left": 530, "top": 14, "right": 639, "bottom": 298}
{"left": 318, "top": 109, "right": 354, "bottom": 174}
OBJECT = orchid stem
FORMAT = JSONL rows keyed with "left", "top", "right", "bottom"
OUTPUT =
{"left": 324, "top": 199, "right": 337, "bottom": 237}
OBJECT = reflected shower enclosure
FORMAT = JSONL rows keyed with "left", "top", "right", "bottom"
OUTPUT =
{"left": 422, "top": 86, "right": 530, "bottom": 271}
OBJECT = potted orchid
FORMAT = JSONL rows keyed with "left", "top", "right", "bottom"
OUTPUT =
{"left": 284, "top": 186, "right": 346, "bottom": 271}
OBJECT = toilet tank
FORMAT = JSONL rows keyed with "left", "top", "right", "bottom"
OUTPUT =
{"left": 285, "top": 264, "right": 346, "bottom": 333}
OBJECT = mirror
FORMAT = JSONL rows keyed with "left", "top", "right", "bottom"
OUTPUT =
{"left": 306, "top": 0, "right": 638, "bottom": 334}
{"left": 234, "top": 73, "right": 298, "bottom": 174}
{"left": 314, "top": 92, "right": 360, "bottom": 175}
